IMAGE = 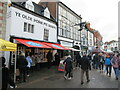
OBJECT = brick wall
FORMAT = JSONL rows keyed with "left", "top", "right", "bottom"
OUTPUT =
{"left": 0, "top": 2, "right": 7, "bottom": 56}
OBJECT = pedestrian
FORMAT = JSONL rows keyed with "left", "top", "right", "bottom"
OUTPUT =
{"left": 104, "top": 55, "right": 112, "bottom": 77}
{"left": 17, "top": 53, "right": 28, "bottom": 82}
{"left": 92, "top": 54, "right": 96, "bottom": 69}
{"left": 63, "top": 53, "right": 73, "bottom": 80}
{"left": 46, "top": 50, "right": 53, "bottom": 69}
{"left": 111, "top": 54, "right": 120, "bottom": 80}
{"left": 1, "top": 57, "right": 16, "bottom": 90}
{"left": 31, "top": 54, "right": 36, "bottom": 72}
{"left": 55, "top": 52, "right": 60, "bottom": 66}
{"left": 75, "top": 52, "right": 81, "bottom": 68}
{"left": 26, "top": 53, "right": 32, "bottom": 77}
{"left": 80, "top": 54, "right": 91, "bottom": 85}
{"left": 98, "top": 53, "right": 105, "bottom": 73}
{"left": 34, "top": 53, "right": 40, "bottom": 71}
{"left": 94, "top": 54, "right": 100, "bottom": 69}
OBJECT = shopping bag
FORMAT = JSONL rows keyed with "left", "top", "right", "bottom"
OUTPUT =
{"left": 103, "top": 66, "right": 106, "bottom": 73}
{"left": 58, "top": 63, "right": 65, "bottom": 71}
{"left": 58, "top": 60, "right": 66, "bottom": 71}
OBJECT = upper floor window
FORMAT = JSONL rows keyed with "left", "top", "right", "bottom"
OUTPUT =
{"left": 44, "top": 29, "right": 49, "bottom": 41}
{"left": 24, "top": 22, "right": 34, "bottom": 33}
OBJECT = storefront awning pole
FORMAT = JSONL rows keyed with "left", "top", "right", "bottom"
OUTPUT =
{"left": 14, "top": 51, "right": 17, "bottom": 83}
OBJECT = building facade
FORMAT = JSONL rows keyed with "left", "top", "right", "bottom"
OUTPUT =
{"left": 39, "top": 1, "right": 82, "bottom": 51}
{"left": 93, "top": 30, "right": 103, "bottom": 48}
{"left": 5, "top": 0, "right": 58, "bottom": 66}
{"left": 104, "top": 40, "right": 119, "bottom": 52}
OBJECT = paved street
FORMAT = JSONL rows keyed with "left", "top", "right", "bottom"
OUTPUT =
{"left": 16, "top": 66, "right": 119, "bottom": 88}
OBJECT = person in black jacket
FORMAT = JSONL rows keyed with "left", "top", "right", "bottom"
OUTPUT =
{"left": 63, "top": 55, "right": 73, "bottom": 80}
{"left": 80, "top": 54, "right": 91, "bottom": 85}
{"left": 17, "top": 53, "right": 28, "bottom": 82}
{"left": 75, "top": 52, "right": 81, "bottom": 68}
{"left": 55, "top": 52, "right": 60, "bottom": 66}
{"left": 1, "top": 57, "right": 16, "bottom": 90}
{"left": 46, "top": 50, "right": 53, "bottom": 69}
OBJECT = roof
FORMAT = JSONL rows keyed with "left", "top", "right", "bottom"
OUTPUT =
{"left": 13, "top": 2, "right": 56, "bottom": 21}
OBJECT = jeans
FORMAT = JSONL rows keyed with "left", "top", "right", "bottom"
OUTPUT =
{"left": 113, "top": 68, "right": 119, "bottom": 78}
{"left": 65, "top": 71, "right": 71, "bottom": 78}
{"left": 106, "top": 65, "right": 112, "bottom": 76}
{"left": 19, "top": 67, "right": 27, "bottom": 82}
{"left": 99, "top": 62, "right": 104, "bottom": 70}
{"left": 81, "top": 69, "right": 89, "bottom": 82}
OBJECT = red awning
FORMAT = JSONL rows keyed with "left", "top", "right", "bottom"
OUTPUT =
{"left": 15, "top": 39, "right": 51, "bottom": 48}
{"left": 42, "top": 42, "right": 70, "bottom": 50}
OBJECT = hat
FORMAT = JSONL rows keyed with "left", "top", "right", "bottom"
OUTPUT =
{"left": 21, "top": 53, "right": 25, "bottom": 56}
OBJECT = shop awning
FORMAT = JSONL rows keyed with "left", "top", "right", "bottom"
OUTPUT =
{"left": 0, "top": 39, "right": 17, "bottom": 51}
{"left": 42, "top": 42, "right": 71, "bottom": 50}
{"left": 15, "top": 39, "right": 51, "bottom": 48}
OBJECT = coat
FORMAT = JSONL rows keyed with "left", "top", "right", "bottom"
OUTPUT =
{"left": 17, "top": 55, "right": 28, "bottom": 69}
{"left": 46, "top": 52, "right": 53, "bottom": 62}
{"left": 111, "top": 57, "right": 120, "bottom": 68}
{"left": 80, "top": 56, "right": 91, "bottom": 70}
{"left": 63, "top": 57, "right": 73, "bottom": 72}
{"left": 104, "top": 58, "right": 111, "bottom": 65}
{"left": 26, "top": 56, "right": 32, "bottom": 68}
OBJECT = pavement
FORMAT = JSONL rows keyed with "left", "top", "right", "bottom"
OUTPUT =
{"left": 16, "top": 66, "right": 119, "bottom": 88}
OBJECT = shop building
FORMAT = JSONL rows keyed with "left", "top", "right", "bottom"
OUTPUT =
{"left": 93, "top": 30, "right": 103, "bottom": 48}
{"left": 5, "top": 0, "right": 69, "bottom": 68}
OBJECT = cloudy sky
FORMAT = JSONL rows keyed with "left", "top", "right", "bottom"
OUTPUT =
{"left": 32, "top": 0, "right": 119, "bottom": 42}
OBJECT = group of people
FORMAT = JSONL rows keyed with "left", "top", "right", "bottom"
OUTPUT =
{"left": 62, "top": 52, "right": 120, "bottom": 85}
{"left": 92, "top": 53, "right": 120, "bottom": 80}
{"left": 63, "top": 53, "right": 91, "bottom": 85}
{"left": 1, "top": 50, "right": 120, "bottom": 89}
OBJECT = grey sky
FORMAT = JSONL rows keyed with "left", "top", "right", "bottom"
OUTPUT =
{"left": 32, "top": 0, "right": 119, "bottom": 42}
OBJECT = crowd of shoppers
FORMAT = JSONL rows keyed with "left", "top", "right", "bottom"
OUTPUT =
{"left": 1, "top": 50, "right": 120, "bottom": 89}
{"left": 62, "top": 51, "right": 120, "bottom": 85}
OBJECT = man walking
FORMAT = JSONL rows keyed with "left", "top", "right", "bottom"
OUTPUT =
{"left": 80, "top": 54, "right": 91, "bottom": 85}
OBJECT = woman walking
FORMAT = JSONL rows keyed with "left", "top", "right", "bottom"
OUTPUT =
{"left": 104, "top": 55, "right": 112, "bottom": 77}
{"left": 111, "top": 54, "right": 120, "bottom": 80}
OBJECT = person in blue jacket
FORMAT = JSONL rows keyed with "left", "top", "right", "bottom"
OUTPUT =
{"left": 104, "top": 55, "right": 112, "bottom": 77}
{"left": 26, "top": 53, "right": 32, "bottom": 77}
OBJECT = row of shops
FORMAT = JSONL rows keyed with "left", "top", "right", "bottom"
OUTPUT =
{"left": 2, "top": 1, "right": 96, "bottom": 71}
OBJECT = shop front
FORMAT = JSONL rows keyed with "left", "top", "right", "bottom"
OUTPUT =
{"left": 10, "top": 38, "right": 70, "bottom": 67}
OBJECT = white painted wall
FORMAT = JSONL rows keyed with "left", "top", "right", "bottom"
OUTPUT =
{"left": 8, "top": 7, "right": 57, "bottom": 42}
{"left": 25, "top": 0, "right": 34, "bottom": 11}
{"left": 44, "top": 8, "right": 50, "bottom": 19}
{"left": 88, "top": 31, "right": 94, "bottom": 46}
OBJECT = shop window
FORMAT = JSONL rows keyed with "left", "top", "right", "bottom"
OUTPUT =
{"left": 44, "top": 29, "right": 49, "bottom": 41}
